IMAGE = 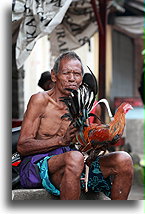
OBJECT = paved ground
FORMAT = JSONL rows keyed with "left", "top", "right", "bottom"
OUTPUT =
{"left": 12, "top": 183, "right": 144, "bottom": 200}
{"left": 98, "top": 183, "right": 144, "bottom": 200}
{"left": 128, "top": 184, "right": 144, "bottom": 200}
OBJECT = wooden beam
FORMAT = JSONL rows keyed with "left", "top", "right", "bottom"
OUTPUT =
{"left": 98, "top": 0, "right": 107, "bottom": 100}
{"left": 91, "top": 0, "right": 107, "bottom": 121}
{"left": 91, "top": 0, "right": 104, "bottom": 35}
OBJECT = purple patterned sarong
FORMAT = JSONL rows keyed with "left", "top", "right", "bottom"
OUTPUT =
{"left": 19, "top": 146, "right": 74, "bottom": 188}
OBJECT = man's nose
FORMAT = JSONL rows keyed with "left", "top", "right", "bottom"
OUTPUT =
{"left": 68, "top": 73, "right": 75, "bottom": 81}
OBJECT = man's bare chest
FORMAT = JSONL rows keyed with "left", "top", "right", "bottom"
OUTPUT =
{"left": 38, "top": 104, "right": 70, "bottom": 138}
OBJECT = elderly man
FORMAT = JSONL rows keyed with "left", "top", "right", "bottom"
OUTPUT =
{"left": 17, "top": 51, "right": 133, "bottom": 200}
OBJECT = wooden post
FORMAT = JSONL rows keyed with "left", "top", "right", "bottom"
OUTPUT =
{"left": 91, "top": 0, "right": 107, "bottom": 121}
{"left": 98, "top": 0, "right": 107, "bottom": 121}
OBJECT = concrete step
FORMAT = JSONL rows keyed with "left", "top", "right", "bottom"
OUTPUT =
{"left": 12, "top": 189, "right": 110, "bottom": 200}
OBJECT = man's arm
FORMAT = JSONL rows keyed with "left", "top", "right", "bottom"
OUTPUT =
{"left": 17, "top": 93, "right": 77, "bottom": 156}
{"left": 93, "top": 104, "right": 102, "bottom": 124}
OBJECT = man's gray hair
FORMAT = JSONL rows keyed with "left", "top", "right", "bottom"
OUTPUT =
{"left": 52, "top": 51, "right": 84, "bottom": 74}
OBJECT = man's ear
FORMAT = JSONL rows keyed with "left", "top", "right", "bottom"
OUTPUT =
{"left": 51, "top": 70, "right": 57, "bottom": 82}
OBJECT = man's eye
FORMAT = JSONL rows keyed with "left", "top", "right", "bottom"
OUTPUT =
{"left": 63, "top": 72, "right": 72, "bottom": 75}
{"left": 75, "top": 73, "right": 81, "bottom": 76}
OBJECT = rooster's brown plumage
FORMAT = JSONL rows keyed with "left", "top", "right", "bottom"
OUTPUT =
{"left": 78, "top": 102, "right": 133, "bottom": 154}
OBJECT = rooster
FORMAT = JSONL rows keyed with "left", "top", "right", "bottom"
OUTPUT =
{"left": 79, "top": 102, "right": 133, "bottom": 162}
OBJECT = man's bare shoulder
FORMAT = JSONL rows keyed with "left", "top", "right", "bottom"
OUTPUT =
{"left": 29, "top": 91, "right": 50, "bottom": 106}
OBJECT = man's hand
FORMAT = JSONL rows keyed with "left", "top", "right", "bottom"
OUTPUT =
{"left": 62, "top": 123, "right": 78, "bottom": 146}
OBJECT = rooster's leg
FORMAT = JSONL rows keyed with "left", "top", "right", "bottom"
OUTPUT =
{"left": 84, "top": 164, "right": 89, "bottom": 192}
{"left": 80, "top": 164, "right": 89, "bottom": 192}
{"left": 80, "top": 154, "right": 90, "bottom": 192}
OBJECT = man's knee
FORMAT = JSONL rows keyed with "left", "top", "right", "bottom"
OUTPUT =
{"left": 114, "top": 151, "right": 133, "bottom": 176}
{"left": 64, "top": 151, "right": 84, "bottom": 177}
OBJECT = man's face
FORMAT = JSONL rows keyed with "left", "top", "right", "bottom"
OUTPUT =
{"left": 53, "top": 58, "right": 83, "bottom": 95}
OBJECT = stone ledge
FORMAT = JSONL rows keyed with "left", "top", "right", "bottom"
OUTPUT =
{"left": 12, "top": 189, "right": 110, "bottom": 200}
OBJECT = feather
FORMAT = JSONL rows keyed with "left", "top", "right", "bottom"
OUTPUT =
{"left": 83, "top": 66, "right": 98, "bottom": 95}
{"left": 97, "top": 98, "right": 113, "bottom": 119}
